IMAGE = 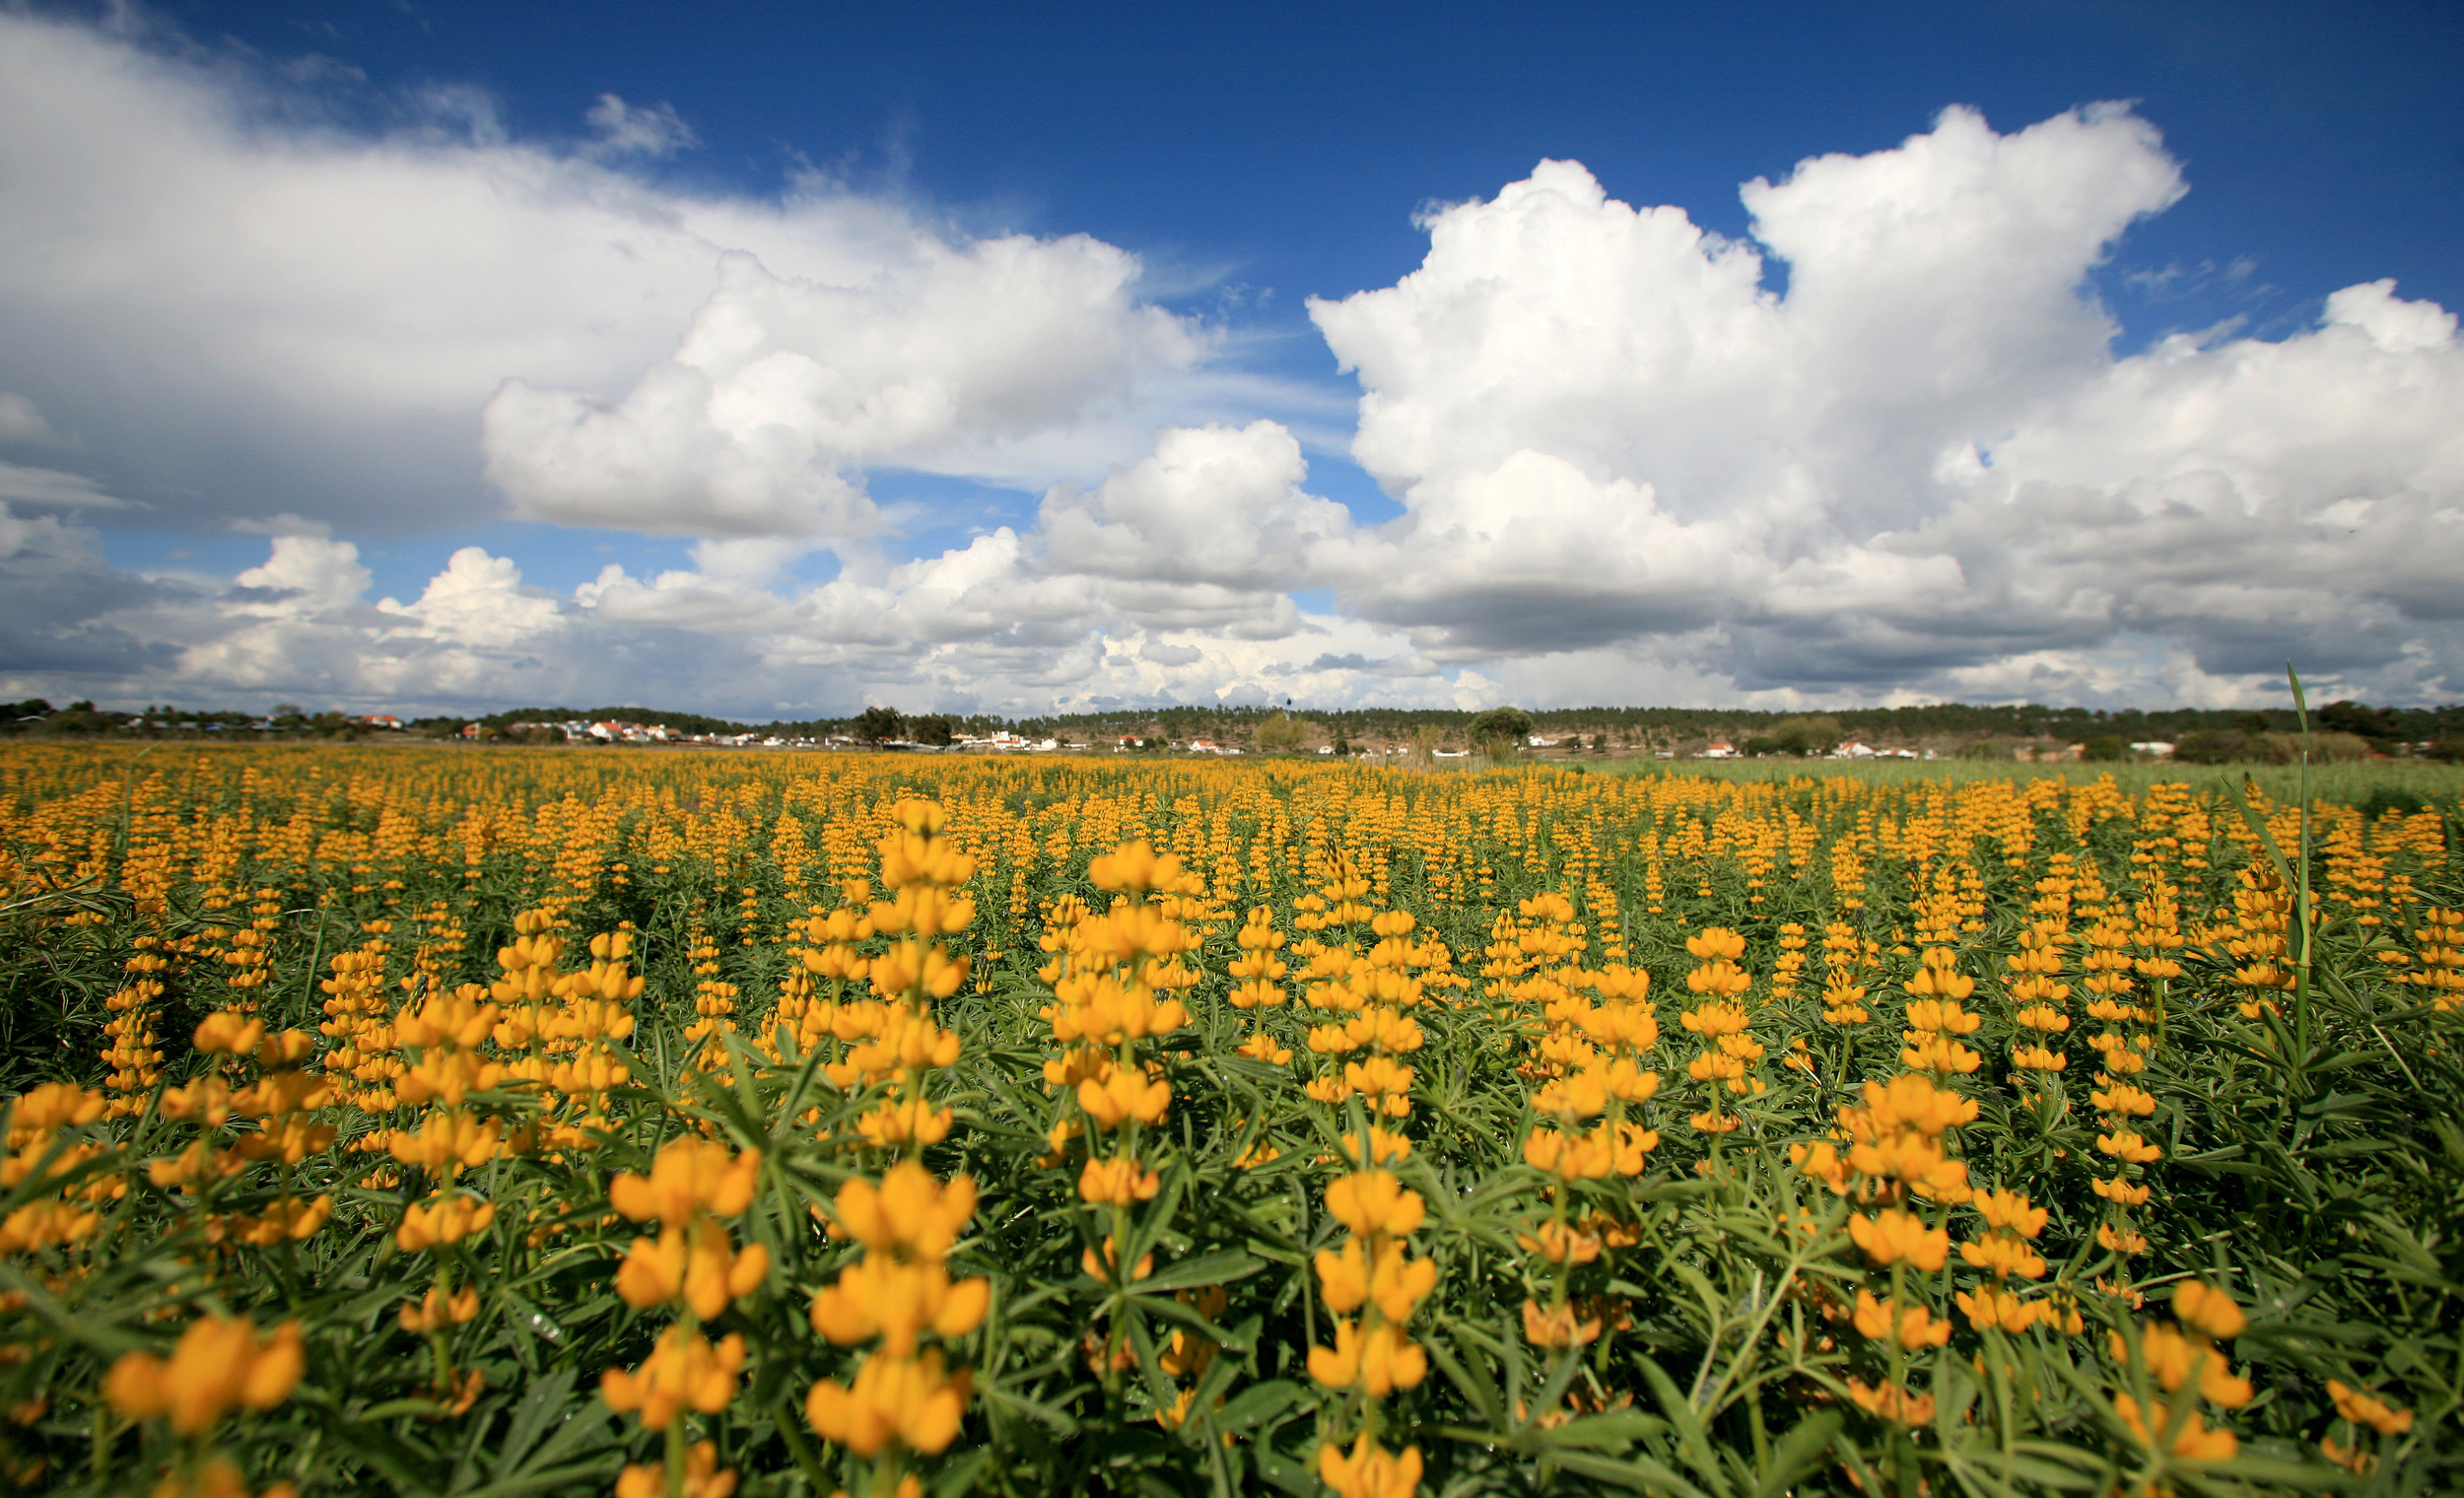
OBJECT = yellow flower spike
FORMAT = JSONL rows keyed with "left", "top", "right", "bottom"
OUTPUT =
{"left": 2095, "top": 1130, "right": 2163, "bottom": 1165}
{"left": 832, "top": 1161, "right": 978, "bottom": 1258}
{"left": 398, "top": 1284, "right": 482, "bottom": 1335}
{"left": 810, "top": 1258, "right": 991, "bottom": 1353}
{"left": 1342, "top": 1126, "right": 1411, "bottom": 1165}
{"left": 2117, "top": 1324, "right": 2255, "bottom": 1408}
{"left": 396, "top": 1192, "right": 496, "bottom": 1253}
{"left": 1318, "top": 1433, "right": 1423, "bottom": 1498}
{"left": 1076, "top": 1063, "right": 1172, "bottom": 1129}
{"left": 1971, "top": 1188, "right": 2050, "bottom": 1237}
{"left": 614, "top": 1228, "right": 691, "bottom": 1311}
{"left": 600, "top": 1325, "right": 746, "bottom": 1431}
{"left": 866, "top": 939, "right": 970, "bottom": 1002}
{"left": 1522, "top": 1298, "right": 1605, "bottom": 1348}
{"left": 1848, "top": 1208, "right": 1951, "bottom": 1271}
{"left": 159, "top": 1076, "right": 237, "bottom": 1126}
{"left": 5, "top": 1081, "right": 106, "bottom": 1143}
{"left": 1076, "top": 1154, "right": 1161, "bottom": 1205}
{"left": 1366, "top": 1240, "right": 1439, "bottom": 1324}
{"left": 1851, "top": 1288, "right": 1951, "bottom": 1349}
{"left": 1905, "top": 947, "right": 1977, "bottom": 1000}
{"left": 387, "top": 1111, "right": 502, "bottom": 1177}
{"left": 615, "top": 1439, "right": 737, "bottom": 1498}
{"left": 192, "top": 1011, "right": 266, "bottom": 1057}
{"left": 1306, "top": 1318, "right": 1425, "bottom": 1396}
{"left": 250, "top": 1029, "right": 317, "bottom": 1070}
{"left": 2172, "top": 1280, "right": 2246, "bottom": 1339}
{"left": 2111, "top": 1394, "right": 2236, "bottom": 1461}
{"left": 1342, "top": 1055, "right": 1415, "bottom": 1117}
{"left": 147, "top": 1455, "right": 299, "bottom": 1498}
{"left": 608, "top": 1137, "right": 764, "bottom": 1228}
{"left": 1235, "top": 1031, "right": 1294, "bottom": 1064}
{"left": 2326, "top": 1379, "right": 2414, "bottom": 1437}
{"left": 1960, "top": 1232, "right": 2048, "bottom": 1281}
{"left": 1314, "top": 1238, "right": 1371, "bottom": 1314}
{"left": 1845, "top": 1378, "right": 1936, "bottom": 1428}
{"left": 804, "top": 1349, "right": 971, "bottom": 1458}
{"left": 1517, "top": 1218, "right": 1605, "bottom": 1265}
{"left": 679, "top": 1221, "right": 771, "bottom": 1322}
{"left": 1683, "top": 928, "right": 1746, "bottom": 962}
{"left": 103, "top": 1317, "right": 304, "bottom": 1435}
{"left": 1953, "top": 1283, "right": 2042, "bottom": 1332}
{"left": 1079, "top": 1234, "right": 1154, "bottom": 1283}
{"left": 1324, "top": 1170, "right": 1424, "bottom": 1240}
{"left": 1524, "top": 1124, "right": 1613, "bottom": 1181}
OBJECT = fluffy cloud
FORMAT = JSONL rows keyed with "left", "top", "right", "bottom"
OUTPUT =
{"left": 0, "top": 393, "right": 59, "bottom": 445}
{"left": 483, "top": 239, "right": 1198, "bottom": 537}
{"left": 5, "top": 15, "right": 2459, "bottom": 715}
{"left": 1295, "top": 107, "right": 2464, "bottom": 704}
{"left": 0, "top": 506, "right": 1489, "bottom": 717}
{"left": 583, "top": 95, "right": 699, "bottom": 159}
{"left": 0, "top": 11, "right": 1202, "bottom": 537}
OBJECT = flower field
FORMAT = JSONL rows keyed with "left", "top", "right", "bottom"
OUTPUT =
{"left": 1, "top": 744, "right": 2458, "bottom": 1498}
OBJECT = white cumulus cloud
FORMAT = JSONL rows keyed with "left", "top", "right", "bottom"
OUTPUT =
{"left": 0, "top": 10, "right": 1205, "bottom": 536}
{"left": 483, "top": 239, "right": 1199, "bottom": 537}
{"left": 3, "top": 26, "right": 2459, "bottom": 717}
{"left": 1293, "top": 106, "right": 2464, "bottom": 704}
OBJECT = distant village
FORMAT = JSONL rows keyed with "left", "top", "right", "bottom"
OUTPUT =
{"left": 480, "top": 717, "right": 1069, "bottom": 754}
{"left": 10, "top": 695, "right": 2455, "bottom": 765}
{"left": 402, "top": 716, "right": 2188, "bottom": 763}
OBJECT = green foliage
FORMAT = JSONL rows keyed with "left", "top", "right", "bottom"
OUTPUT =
{"left": 1466, "top": 708, "right": 1534, "bottom": 750}
{"left": 1255, "top": 713, "right": 1307, "bottom": 753}
{"left": 0, "top": 745, "right": 2458, "bottom": 1494}
{"left": 854, "top": 705, "right": 906, "bottom": 743}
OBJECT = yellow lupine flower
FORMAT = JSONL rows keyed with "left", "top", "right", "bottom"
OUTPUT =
{"left": 104, "top": 1317, "right": 303, "bottom": 1435}
{"left": 600, "top": 1326, "right": 745, "bottom": 1430}
{"left": 608, "top": 1137, "right": 762, "bottom": 1228}
{"left": 804, "top": 1349, "right": 970, "bottom": 1457}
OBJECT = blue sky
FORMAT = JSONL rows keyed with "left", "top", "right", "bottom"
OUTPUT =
{"left": 2, "top": 1, "right": 2461, "bottom": 717}
{"left": 171, "top": 0, "right": 2455, "bottom": 342}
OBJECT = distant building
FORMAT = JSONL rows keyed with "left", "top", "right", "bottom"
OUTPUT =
{"left": 2132, "top": 741, "right": 2176, "bottom": 759}
{"left": 1831, "top": 741, "right": 1878, "bottom": 759}
{"left": 1700, "top": 741, "right": 1737, "bottom": 759}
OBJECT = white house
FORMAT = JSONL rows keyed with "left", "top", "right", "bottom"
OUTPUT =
{"left": 2131, "top": 741, "right": 2176, "bottom": 759}
{"left": 1701, "top": 741, "right": 1737, "bottom": 759}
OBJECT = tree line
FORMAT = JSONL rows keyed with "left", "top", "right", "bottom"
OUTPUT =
{"left": 7, "top": 695, "right": 2461, "bottom": 762}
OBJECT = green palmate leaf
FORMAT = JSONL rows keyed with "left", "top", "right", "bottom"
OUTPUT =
{"left": 1549, "top": 1447, "right": 1720, "bottom": 1498}
{"left": 1424, "top": 1325, "right": 1511, "bottom": 1432}
{"left": 1132, "top": 1247, "right": 1262, "bottom": 1295}
{"left": 979, "top": 1382, "right": 1081, "bottom": 1438}
{"left": 1749, "top": 1410, "right": 1843, "bottom": 1498}
{"left": 1544, "top": 1408, "right": 1671, "bottom": 1453}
